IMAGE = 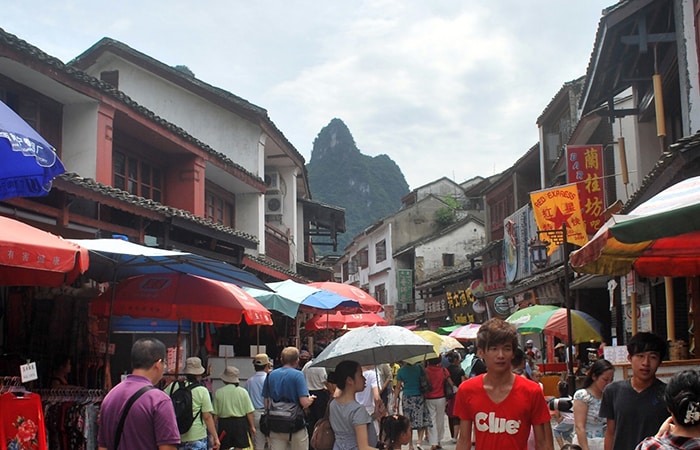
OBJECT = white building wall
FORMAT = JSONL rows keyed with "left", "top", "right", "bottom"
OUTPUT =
{"left": 414, "top": 221, "right": 485, "bottom": 280}
{"left": 81, "top": 58, "right": 262, "bottom": 176}
{"left": 61, "top": 102, "right": 99, "bottom": 177}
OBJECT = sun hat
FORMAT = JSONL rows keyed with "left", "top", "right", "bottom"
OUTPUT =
{"left": 183, "top": 357, "right": 206, "bottom": 375}
{"left": 221, "top": 366, "right": 240, "bottom": 383}
{"left": 253, "top": 353, "right": 271, "bottom": 366}
{"left": 554, "top": 342, "right": 567, "bottom": 349}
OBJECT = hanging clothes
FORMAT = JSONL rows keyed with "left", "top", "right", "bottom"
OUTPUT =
{"left": 0, "top": 391, "right": 48, "bottom": 450}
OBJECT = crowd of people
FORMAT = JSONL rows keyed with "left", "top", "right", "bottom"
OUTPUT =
{"left": 94, "top": 320, "right": 700, "bottom": 450}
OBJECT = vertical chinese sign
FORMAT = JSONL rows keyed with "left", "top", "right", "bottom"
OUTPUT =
{"left": 397, "top": 269, "right": 413, "bottom": 303}
{"left": 567, "top": 145, "right": 605, "bottom": 235}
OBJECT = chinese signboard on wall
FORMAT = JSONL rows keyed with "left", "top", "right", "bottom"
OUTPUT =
{"left": 566, "top": 145, "right": 605, "bottom": 235}
{"left": 397, "top": 269, "right": 413, "bottom": 303}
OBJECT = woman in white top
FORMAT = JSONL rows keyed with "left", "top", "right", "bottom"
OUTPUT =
{"left": 573, "top": 359, "right": 614, "bottom": 450}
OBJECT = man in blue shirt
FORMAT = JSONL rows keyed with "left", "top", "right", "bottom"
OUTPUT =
{"left": 263, "top": 347, "right": 315, "bottom": 450}
{"left": 246, "top": 353, "right": 272, "bottom": 450}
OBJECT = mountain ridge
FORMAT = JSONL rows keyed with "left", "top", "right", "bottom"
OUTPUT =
{"left": 307, "top": 118, "right": 410, "bottom": 254}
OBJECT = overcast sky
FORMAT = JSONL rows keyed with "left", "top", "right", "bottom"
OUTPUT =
{"left": 4, "top": 1, "right": 611, "bottom": 190}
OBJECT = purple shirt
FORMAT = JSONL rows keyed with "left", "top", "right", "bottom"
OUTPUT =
{"left": 97, "top": 374, "right": 180, "bottom": 449}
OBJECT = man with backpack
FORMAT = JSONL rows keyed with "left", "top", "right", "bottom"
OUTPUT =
{"left": 263, "top": 347, "right": 315, "bottom": 450}
{"left": 167, "top": 357, "right": 220, "bottom": 450}
{"left": 97, "top": 338, "right": 180, "bottom": 450}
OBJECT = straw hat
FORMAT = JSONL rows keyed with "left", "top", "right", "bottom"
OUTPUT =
{"left": 183, "top": 357, "right": 206, "bottom": 375}
{"left": 554, "top": 343, "right": 567, "bottom": 350}
{"left": 221, "top": 366, "right": 240, "bottom": 383}
{"left": 253, "top": 353, "right": 271, "bottom": 366}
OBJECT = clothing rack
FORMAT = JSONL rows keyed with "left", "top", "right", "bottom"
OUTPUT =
{"left": 35, "top": 388, "right": 105, "bottom": 403}
{"left": 0, "top": 376, "right": 23, "bottom": 393}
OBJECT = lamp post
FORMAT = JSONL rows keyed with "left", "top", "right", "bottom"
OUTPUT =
{"left": 529, "top": 223, "right": 575, "bottom": 396}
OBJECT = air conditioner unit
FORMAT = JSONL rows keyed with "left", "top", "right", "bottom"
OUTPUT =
{"left": 265, "top": 194, "right": 284, "bottom": 215}
{"left": 264, "top": 171, "right": 280, "bottom": 190}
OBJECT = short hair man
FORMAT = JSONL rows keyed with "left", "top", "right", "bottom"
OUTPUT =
{"left": 454, "top": 318, "right": 553, "bottom": 450}
{"left": 599, "top": 332, "right": 667, "bottom": 450}
{"left": 263, "top": 347, "right": 315, "bottom": 450}
{"left": 246, "top": 353, "right": 273, "bottom": 450}
{"left": 98, "top": 338, "right": 180, "bottom": 450}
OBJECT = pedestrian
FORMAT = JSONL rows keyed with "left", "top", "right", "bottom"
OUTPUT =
{"left": 636, "top": 369, "right": 700, "bottom": 449}
{"left": 246, "top": 353, "right": 272, "bottom": 450}
{"left": 263, "top": 347, "right": 315, "bottom": 450}
{"left": 599, "top": 332, "right": 668, "bottom": 450}
{"left": 168, "top": 356, "right": 220, "bottom": 450}
{"left": 356, "top": 365, "right": 382, "bottom": 445}
{"left": 97, "top": 337, "right": 180, "bottom": 450}
{"left": 453, "top": 318, "right": 552, "bottom": 450}
{"left": 328, "top": 360, "right": 374, "bottom": 450}
{"left": 446, "top": 352, "right": 466, "bottom": 442}
{"left": 213, "top": 366, "right": 255, "bottom": 450}
{"left": 572, "top": 359, "right": 614, "bottom": 450}
{"left": 377, "top": 363, "right": 393, "bottom": 409}
{"left": 552, "top": 380, "right": 574, "bottom": 449}
{"left": 424, "top": 357, "right": 452, "bottom": 450}
{"left": 303, "top": 346, "right": 330, "bottom": 446}
{"left": 395, "top": 361, "right": 432, "bottom": 450}
{"left": 378, "top": 414, "right": 412, "bottom": 450}
{"left": 525, "top": 339, "right": 542, "bottom": 363}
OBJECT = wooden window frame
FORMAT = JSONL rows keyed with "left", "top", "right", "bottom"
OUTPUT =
{"left": 113, "top": 149, "right": 163, "bottom": 203}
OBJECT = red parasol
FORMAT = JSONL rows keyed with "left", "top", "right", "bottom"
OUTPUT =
{"left": 304, "top": 312, "right": 387, "bottom": 330}
{"left": 0, "top": 215, "right": 88, "bottom": 286}
{"left": 308, "top": 281, "right": 384, "bottom": 313}
{"left": 91, "top": 273, "right": 273, "bottom": 325}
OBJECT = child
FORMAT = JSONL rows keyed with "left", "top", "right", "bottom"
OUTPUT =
{"left": 378, "top": 414, "right": 412, "bottom": 449}
{"left": 560, "top": 445, "right": 582, "bottom": 450}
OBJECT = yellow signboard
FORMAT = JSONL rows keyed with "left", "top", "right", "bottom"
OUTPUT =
{"left": 530, "top": 184, "right": 588, "bottom": 254}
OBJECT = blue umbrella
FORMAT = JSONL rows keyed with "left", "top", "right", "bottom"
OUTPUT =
{"left": 69, "top": 238, "right": 270, "bottom": 290}
{"left": 0, "top": 100, "right": 65, "bottom": 200}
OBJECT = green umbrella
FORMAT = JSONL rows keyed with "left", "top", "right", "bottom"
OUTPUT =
{"left": 516, "top": 308, "right": 602, "bottom": 344}
{"left": 505, "top": 305, "right": 559, "bottom": 327}
{"left": 437, "top": 324, "right": 461, "bottom": 335}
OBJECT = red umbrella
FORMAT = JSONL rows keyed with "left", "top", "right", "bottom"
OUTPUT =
{"left": 91, "top": 273, "right": 273, "bottom": 325}
{"left": 304, "top": 312, "right": 387, "bottom": 330}
{"left": 308, "top": 281, "right": 384, "bottom": 313}
{"left": 0, "top": 215, "right": 88, "bottom": 286}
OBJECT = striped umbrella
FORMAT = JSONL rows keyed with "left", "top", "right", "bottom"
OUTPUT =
{"left": 571, "top": 176, "right": 700, "bottom": 277}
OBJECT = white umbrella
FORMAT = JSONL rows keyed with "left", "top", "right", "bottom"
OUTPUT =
{"left": 309, "top": 325, "right": 434, "bottom": 368}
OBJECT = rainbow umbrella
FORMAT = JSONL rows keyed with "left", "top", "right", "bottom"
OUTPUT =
{"left": 516, "top": 308, "right": 602, "bottom": 344}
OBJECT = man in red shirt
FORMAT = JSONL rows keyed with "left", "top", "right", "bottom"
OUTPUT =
{"left": 454, "top": 318, "right": 552, "bottom": 450}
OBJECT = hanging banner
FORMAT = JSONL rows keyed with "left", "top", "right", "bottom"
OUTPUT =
{"left": 566, "top": 145, "right": 605, "bottom": 235}
{"left": 397, "top": 269, "right": 413, "bottom": 303}
{"left": 529, "top": 183, "right": 588, "bottom": 254}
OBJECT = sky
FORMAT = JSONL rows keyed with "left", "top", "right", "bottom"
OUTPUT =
{"left": 3, "top": 1, "right": 612, "bottom": 190}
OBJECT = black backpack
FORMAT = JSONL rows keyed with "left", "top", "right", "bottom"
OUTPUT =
{"left": 169, "top": 380, "right": 202, "bottom": 434}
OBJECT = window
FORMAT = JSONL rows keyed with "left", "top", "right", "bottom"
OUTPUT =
{"left": 113, "top": 150, "right": 163, "bottom": 202}
{"left": 374, "top": 284, "right": 386, "bottom": 305}
{"left": 375, "top": 240, "right": 386, "bottom": 263}
{"left": 205, "top": 189, "right": 235, "bottom": 227}
{"left": 442, "top": 253, "right": 455, "bottom": 267}
{"left": 358, "top": 248, "right": 369, "bottom": 268}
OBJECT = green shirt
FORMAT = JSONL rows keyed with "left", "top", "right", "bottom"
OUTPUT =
{"left": 213, "top": 384, "right": 255, "bottom": 418}
{"left": 168, "top": 381, "right": 214, "bottom": 442}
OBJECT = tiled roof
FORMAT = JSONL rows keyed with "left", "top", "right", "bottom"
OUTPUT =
{"left": 243, "top": 254, "right": 309, "bottom": 281}
{"left": 621, "top": 132, "right": 700, "bottom": 213}
{"left": 58, "top": 172, "right": 259, "bottom": 245}
{"left": 0, "top": 27, "right": 264, "bottom": 187}
{"left": 536, "top": 76, "right": 585, "bottom": 125}
{"left": 415, "top": 262, "right": 481, "bottom": 290}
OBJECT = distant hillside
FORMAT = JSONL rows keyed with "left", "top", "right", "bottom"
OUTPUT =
{"left": 307, "top": 118, "right": 410, "bottom": 254}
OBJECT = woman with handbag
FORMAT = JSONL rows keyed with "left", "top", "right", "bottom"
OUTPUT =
{"left": 395, "top": 362, "right": 432, "bottom": 450}
{"left": 328, "top": 360, "right": 374, "bottom": 450}
{"left": 424, "top": 358, "right": 453, "bottom": 450}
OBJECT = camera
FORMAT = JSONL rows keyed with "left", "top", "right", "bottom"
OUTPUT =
{"left": 548, "top": 397, "right": 573, "bottom": 412}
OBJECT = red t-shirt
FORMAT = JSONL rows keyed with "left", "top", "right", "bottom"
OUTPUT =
{"left": 0, "top": 392, "right": 48, "bottom": 450}
{"left": 453, "top": 374, "right": 550, "bottom": 450}
{"left": 424, "top": 365, "right": 449, "bottom": 399}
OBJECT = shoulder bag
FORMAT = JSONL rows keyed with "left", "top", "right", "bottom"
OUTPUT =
{"left": 418, "top": 365, "right": 432, "bottom": 395}
{"left": 310, "top": 400, "right": 335, "bottom": 450}
{"left": 114, "top": 385, "right": 154, "bottom": 449}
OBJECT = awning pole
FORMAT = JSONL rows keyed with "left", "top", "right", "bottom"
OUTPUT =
{"left": 665, "top": 277, "right": 675, "bottom": 341}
